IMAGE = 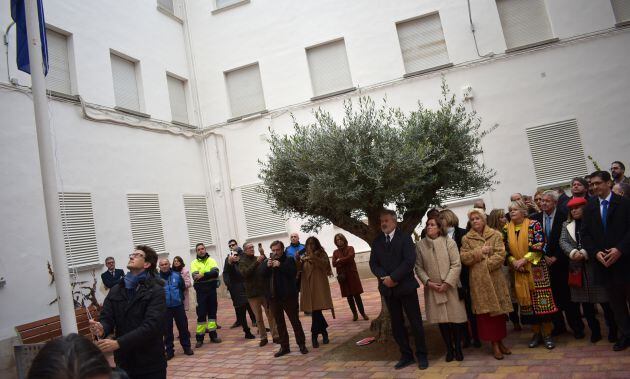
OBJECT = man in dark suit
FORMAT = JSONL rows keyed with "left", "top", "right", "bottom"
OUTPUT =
{"left": 101, "top": 256, "right": 125, "bottom": 289}
{"left": 581, "top": 171, "right": 630, "bottom": 351}
{"left": 533, "top": 190, "right": 583, "bottom": 338}
{"left": 369, "top": 210, "right": 428, "bottom": 370}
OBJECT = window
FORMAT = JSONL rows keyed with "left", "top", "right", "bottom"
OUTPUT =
{"left": 496, "top": 0, "right": 555, "bottom": 51}
{"left": 110, "top": 53, "right": 141, "bottom": 111}
{"left": 127, "top": 194, "right": 166, "bottom": 253}
{"left": 611, "top": 0, "right": 630, "bottom": 25}
{"left": 526, "top": 119, "right": 588, "bottom": 187}
{"left": 58, "top": 193, "right": 100, "bottom": 268}
{"left": 167, "top": 75, "right": 189, "bottom": 124}
{"left": 225, "top": 63, "right": 266, "bottom": 119}
{"left": 45, "top": 29, "right": 72, "bottom": 94}
{"left": 306, "top": 39, "right": 354, "bottom": 99}
{"left": 157, "top": 0, "right": 174, "bottom": 13}
{"left": 183, "top": 195, "right": 214, "bottom": 249}
{"left": 240, "top": 184, "right": 286, "bottom": 239}
{"left": 396, "top": 13, "right": 451, "bottom": 76}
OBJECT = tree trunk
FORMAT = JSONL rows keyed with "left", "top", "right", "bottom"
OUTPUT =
{"left": 369, "top": 294, "right": 392, "bottom": 342}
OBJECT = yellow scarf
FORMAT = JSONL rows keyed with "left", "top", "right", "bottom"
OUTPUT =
{"left": 507, "top": 219, "right": 535, "bottom": 307}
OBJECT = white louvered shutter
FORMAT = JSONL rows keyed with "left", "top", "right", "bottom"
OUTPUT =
{"left": 45, "top": 29, "right": 71, "bottom": 94}
{"left": 526, "top": 119, "right": 588, "bottom": 187}
{"left": 216, "top": 0, "right": 239, "bottom": 8}
{"left": 397, "top": 13, "right": 450, "bottom": 74}
{"left": 183, "top": 195, "right": 214, "bottom": 249}
{"left": 496, "top": 0, "right": 553, "bottom": 50}
{"left": 167, "top": 75, "right": 189, "bottom": 124}
{"left": 240, "top": 184, "right": 286, "bottom": 239}
{"left": 225, "top": 64, "right": 266, "bottom": 118}
{"left": 127, "top": 194, "right": 166, "bottom": 253}
{"left": 58, "top": 193, "right": 100, "bottom": 268}
{"left": 611, "top": 0, "right": 630, "bottom": 23}
{"left": 157, "top": 0, "right": 174, "bottom": 12}
{"left": 111, "top": 54, "right": 140, "bottom": 111}
{"left": 306, "top": 39, "right": 353, "bottom": 97}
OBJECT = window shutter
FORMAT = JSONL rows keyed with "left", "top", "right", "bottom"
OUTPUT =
{"left": 306, "top": 39, "right": 353, "bottom": 97}
{"left": 216, "top": 0, "right": 240, "bottom": 8}
{"left": 167, "top": 75, "right": 189, "bottom": 124}
{"left": 111, "top": 54, "right": 140, "bottom": 111}
{"left": 127, "top": 194, "right": 166, "bottom": 253}
{"left": 396, "top": 13, "right": 450, "bottom": 75}
{"left": 496, "top": 0, "right": 553, "bottom": 50}
{"left": 45, "top": 29, "right": 71, "bottom": 94}
{"left": 157, "top": 0, "right": 174, "bottom": 12}
{"left": 611, "top": 0, "right": 630, "bottom": 23}
{"left": 526, "top": 119, "right": 588, "bottom": 187}
{"left": 240, "top": 184, "right": 286, "bottom": 239}
{"left": 183, "top": 195, "right": 214, "bottom": 249}
{"left": 58, "top": 193, "right": 99, "bottom": 268}
{"left": 225, "top": 63, "right": 266, "bottom": 118}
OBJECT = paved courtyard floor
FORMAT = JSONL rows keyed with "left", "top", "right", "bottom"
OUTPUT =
{"left": 165, "top": 278, "right": 630, "bottom": 378}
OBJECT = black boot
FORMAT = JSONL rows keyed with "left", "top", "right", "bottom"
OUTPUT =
{"left": 195, "top": 334, "right": 204, "bottom": 348}
{"left": 244, "top": 329, "right": 255, "bottom": 339}
{"left": 322, "top": 330, "right": 329, "bottom": 344}
{"left": 355, "top": 295, "right": 369, "bottom": 320}
{"left": 452, "top": 323, "right": 464, "bottom": 361}
{"left": 347, "top": 297, "right": 358, "bottom": 321}
{"left": 439, "top": 323, "right": 454, "bottom": 362}
{"left": 312, "top": 334, "right": 319, "bottom": 348}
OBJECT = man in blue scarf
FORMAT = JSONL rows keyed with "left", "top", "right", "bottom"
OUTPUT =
{"left": 90, "top": 245, "right": 167, "bottom": 379}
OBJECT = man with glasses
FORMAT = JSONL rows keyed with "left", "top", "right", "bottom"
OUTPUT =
{"left": 582, "top": 171, "right": 630, "bottom": 351}
{"left": 101, "top": 256, "right": 125, "bottom": 289}
{"left": 90, "top": 245, "right": 167, "bottom": 379}
{"left": 191, "top": 243, "right": 222, "bottom": 347}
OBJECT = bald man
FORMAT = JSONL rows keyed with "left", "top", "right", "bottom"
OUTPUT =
{"left": 285, "top": 232, "right": 305, "bottom": 258}
{"left": 159, "top": 258, "right": 193, "bottom": 359}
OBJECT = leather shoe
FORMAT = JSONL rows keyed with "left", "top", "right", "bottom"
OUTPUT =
{"left": 274, "top": 347, "right": 290, "bottom": 357}
{"left": 195, "top": 341, "right": 203, "bottom": 348}
{"left": 259, "top": 338, "right": 268, "bottom": 347}
{"left": 417, "top": 355, "right": 429, "bottom": 370}
{"left": 299, "top": 344, "right": 309, "bottom": 354}
{"left": 613, "top": 338, "right": 630, "bottom": 351}
{"left": 183, "top": 348, "right": 194, "bottom": 356}
{"left": 394, "top": 357, "right": 414, "bottom": 370}
{"left": 590, "top": 332, "right": 602, "bottom": 343}
{"left": 543, "top": 335, "right": 555, "bottom": 349}
{"left": 528, "top": 333, "right": 542, "bottom": 348}
{"left": 210, "top": 337, "right": 222, "bottom": 343}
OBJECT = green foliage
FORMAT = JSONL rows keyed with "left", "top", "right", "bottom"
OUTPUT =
{"left": 259, "top": 81, "right": 496, "bottom": 243}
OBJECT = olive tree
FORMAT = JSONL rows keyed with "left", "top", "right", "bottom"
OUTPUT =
{"left": 259, "top": 82, "right": 496, "bottom": 340}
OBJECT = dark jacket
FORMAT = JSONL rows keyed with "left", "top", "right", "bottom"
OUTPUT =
{"left": 99, "top": 274, "right": 166, "bottom": 377}
{"left": 239, "top": 254, "right": 270, "bottom": 298}
{"left": 265, "top": 253, "right": 298, "bottom": 300}
{"left": 581, "top": 193, "right": 630, "bottom": 285}
{"left": 369, "top": 228, "right": 419, "bottom": 298}
{"left": 101, "top": 268, "right": 125, "bottom": 289}
{"left": 223, "top": 253, "right": 248, "bottom": 307}
{"left": 451, "top": 227, "right": 471, "bottom": 289}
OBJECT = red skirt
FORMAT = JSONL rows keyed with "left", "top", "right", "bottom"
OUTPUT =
{"left": 476, "top": 313, "right": 507, "bottom": 342}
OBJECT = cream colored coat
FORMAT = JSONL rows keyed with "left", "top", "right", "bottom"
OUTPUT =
{"left": 460, "top": 226, "right": 513, "bottom": 316}
{"left": 415, "top": 236, "right": 468, "bottom": 324}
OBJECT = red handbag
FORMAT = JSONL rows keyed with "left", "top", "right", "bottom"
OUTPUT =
{"left": 568, "top": 265, "right": 583, "bottom": 288}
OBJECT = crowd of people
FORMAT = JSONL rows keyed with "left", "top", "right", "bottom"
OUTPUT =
{"left": 27, "top": 161, "right": 630, "bottom": 378}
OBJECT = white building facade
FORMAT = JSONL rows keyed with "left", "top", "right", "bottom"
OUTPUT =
{"left": 1, "top": 0, "right": 629, "bottom": 375}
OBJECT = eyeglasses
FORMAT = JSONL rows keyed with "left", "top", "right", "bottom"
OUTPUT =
{"left": 228, "top": 244, "right": 236, "bottom": 247}
{"left": 129, "top": 252, "right": 145, "bottom": 259}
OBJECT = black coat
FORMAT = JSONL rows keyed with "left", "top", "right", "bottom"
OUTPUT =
{"left": 451, "top": 227, "right": 470, "bottom": 289}
{"left": 101, "top": 269, "right": 125, "bottom": 289}
{"left": 265, "top": 253, "right": 298, "bottom": 300}
{"left": 581, "top": 193, "right": 630, "bottom": 285}
{"left": 223, "top": 254, "right": 248, "bottom": 307}
{"left": 99, "top": 275, "right": 166, "bottom": 377}
{"left": 369, "top": 228, "right": 419, "bottom": 298}
{"left": 533, "top": 209, "right": 569, "bottom": 306}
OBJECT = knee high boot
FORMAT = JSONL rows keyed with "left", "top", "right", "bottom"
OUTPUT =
{"left": 347, "top": 297, "right": 358, "bottom": 321}
{"left": 439, "top": 323, "right": 454, "bottom": 362}
{"left": 355, "top": 295, "right": 368, "bottom": 320}
{"left": 452, "top": 323, "right": 464, "bottom": 361}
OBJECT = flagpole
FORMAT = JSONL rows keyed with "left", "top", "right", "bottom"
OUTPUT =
{"left": 24, "top": 0, "right": 77, "bottom": 334}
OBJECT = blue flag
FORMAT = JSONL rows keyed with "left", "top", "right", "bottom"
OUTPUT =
{"left": 10, "top": 0, "right": 48, "bottom": 75}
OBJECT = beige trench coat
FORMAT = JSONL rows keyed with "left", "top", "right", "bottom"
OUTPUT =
{"left": 415, "top": 236, "right": 468, "bottom": 324}
{"left": 460, "top": 226, "right": 513, "bottom": 316}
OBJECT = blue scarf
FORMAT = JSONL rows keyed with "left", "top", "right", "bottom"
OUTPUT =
{"left": 124, "top": 270, "right": 148, "bottom": 299}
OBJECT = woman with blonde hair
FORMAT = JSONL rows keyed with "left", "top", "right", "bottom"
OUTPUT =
{"left": 503, "top": 200, "right": 559, "bottom": 349}
{"left": 461, "top": 208, "right": 513, "bottom": 360}
{"left": 332, "top": 233, "right": 368, "bottom": 321}
{"left": 415, "top": 218, "right": 468, "bottom": 362}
